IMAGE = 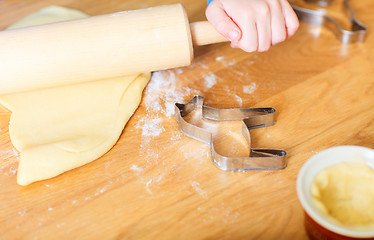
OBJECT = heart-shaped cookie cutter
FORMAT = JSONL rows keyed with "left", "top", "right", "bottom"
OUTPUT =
{"left": 174, "top": 95, "right": 287, "bottom": 171}
{"left": 292, "top": 0, "right": 367, "bottom": 43}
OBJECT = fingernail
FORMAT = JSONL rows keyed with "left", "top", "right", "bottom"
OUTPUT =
{"left": 228, "top": 30, "right": 239, "bottom": 41}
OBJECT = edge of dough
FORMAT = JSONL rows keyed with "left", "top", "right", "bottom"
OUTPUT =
{"left": 16, "top": 73, "right": 150, "bottom": 186}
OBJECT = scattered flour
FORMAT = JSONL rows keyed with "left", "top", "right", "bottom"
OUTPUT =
{"left": 137, "top": 70, "right": 200, "bottom": 125}
{"left": 105, "top": 160, "right": 114, "bottom": 169}
{"left": 184, "top": 147, "right": 209, "bottom": 166}
{"left": 215, "top": 55, "right": 236, "bottom": 66}
{"left": 1, "top": 165, "right": 18, "bottom": 176}
{"left": 243, "top": 82, "right": 257, "bottom": 94}
{"left": 234, "top": 95, "right": 243, "bottom": 106}
{"left": 216, "top": 56, "right": 224, "bottom": 61}
{"left": 201, "top": 64, "right": 209, "bottom": 69}
{"left": 227, "top": 60, "right": 236, "bottom": 66}
{"left": 223, "top": 86, "right": 244, "bottom": 106}
{"left": 135, "top": 116, "right": 164, "bottom": 137}
{"left": 18, "top": 208, "right": 27, "bottom": 216}
{"left": 145, "top": 178, "right": 153, "bottom": 194}
{"left": 130, "top": 164, "right": 143, "bottom": 172}
{"left": 1, "top": 148, "right": 19, "bottom": 157}
{"left": 144, "top": 171, "right": 165, "bottom": 195}
{"left": 191, "top": 181, "right": 208, "bottom": 199}
{"left": 146, "top": 71, "right": 199, "bottom": 117}
{"left": 95, "top": 182, "right": 112, "bottom": 195}
{"left": 56, "top": 222, "right": 66, "bottom": 228}
{"left": 203, "top": 73, "right": 217, "bottom": 89}
{"left": 223, "top": 210, "right": 240, "bottom": 223}
{"left": 134, "top": 70, "right": 201, "bottom": 175}
{"left": 132, "top": 69, "right": 256, "bottom": 200}
{"left": 175, "top": 68, "right": 184, "bottom": 74}
{"left": 9, "top": 166, "right": 17, "bottom": 175}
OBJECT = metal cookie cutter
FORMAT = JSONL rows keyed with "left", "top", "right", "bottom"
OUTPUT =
{"left": 174, "top": 95, "right": 287, "bottom": 171}
{"left": 291, "top": 0, "right": 367, "bottom": 43}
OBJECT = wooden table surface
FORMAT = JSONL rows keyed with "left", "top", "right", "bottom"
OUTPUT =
{"left": 1, "top": 0, "right": 373, "bottom": 239}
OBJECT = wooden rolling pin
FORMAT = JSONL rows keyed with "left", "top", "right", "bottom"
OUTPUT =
{"left": 0, "top": 4, "right": 228, "bottom": 95}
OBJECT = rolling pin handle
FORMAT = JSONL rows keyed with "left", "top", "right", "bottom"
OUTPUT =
{"left": 190, "top": 21, "right": 229, "bottom": 46}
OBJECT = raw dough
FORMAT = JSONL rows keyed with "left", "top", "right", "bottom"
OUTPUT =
{"left": 6, "top": 5, "right": 89, "bottom": 30}
{"left": 0, "top": 6, "right": 150, "bottom": 185}
{"left": 311, "top": 155, "right": 374, "bottom": 229}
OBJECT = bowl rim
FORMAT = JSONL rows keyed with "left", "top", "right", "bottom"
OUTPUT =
{"left": 296, "top": 145, "right": 374, "bottom": 238}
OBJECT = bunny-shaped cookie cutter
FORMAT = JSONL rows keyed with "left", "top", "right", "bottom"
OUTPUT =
{"left": 174, "top": 95, "right": 287, "bottom": 171}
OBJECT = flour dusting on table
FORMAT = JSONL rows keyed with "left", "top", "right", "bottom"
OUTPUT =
{"left": 131, "top": 70, "right": 215, "bottom": 196}
{"left": 135, "top": 70, "right": 200, "bottom": 142}
{"left": 203, "top": 73, "right": 217, "bottom": 89}
{"left": 243, "top": 82, "right": 257, "bottom": 94}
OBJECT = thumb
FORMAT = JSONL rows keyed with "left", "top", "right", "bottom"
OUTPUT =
{"left": 206, "top": 1, "right": 242, "bottom": 42}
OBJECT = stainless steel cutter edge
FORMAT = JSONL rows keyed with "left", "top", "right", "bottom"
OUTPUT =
{"left": 174, "top": 95, "right": 287, "bottom": 171}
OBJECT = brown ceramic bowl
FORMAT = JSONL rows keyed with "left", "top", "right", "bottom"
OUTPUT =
{"left": 297, "top": 146, "right": 374, "bottom": 240}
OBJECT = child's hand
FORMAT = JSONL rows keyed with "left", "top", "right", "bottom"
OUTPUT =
{"left": 205, "top": 0, "right": 299, "bottom": 52}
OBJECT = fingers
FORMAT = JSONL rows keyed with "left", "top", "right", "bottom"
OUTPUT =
{"left": 206, "top": 0, "right": 300, "bottom": 53}
{"left": 235, "top": 20, "right": 258, "bottom": 52}
{"left": 255, "top": 4, "right": 272, "bottom": 52}
{"left": 269, "top": 0, "right": 287, "bottom": 45}
{"left": 205, "top": 1, "right": 242, "bottom": 42}
{"left": 280, "top": 0, "right": 300, "bottom": 38}
{"left": 226, "top": 0, "right": 272, "bottom": 52}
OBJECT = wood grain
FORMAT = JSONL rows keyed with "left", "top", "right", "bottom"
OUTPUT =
{"left": 0, "top": 0, "right": 373, "bottom": 239}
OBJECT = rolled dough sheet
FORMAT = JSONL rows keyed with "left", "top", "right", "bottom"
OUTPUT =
{"left": 0, "top": 6, "right": 151, "bottom": 186}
